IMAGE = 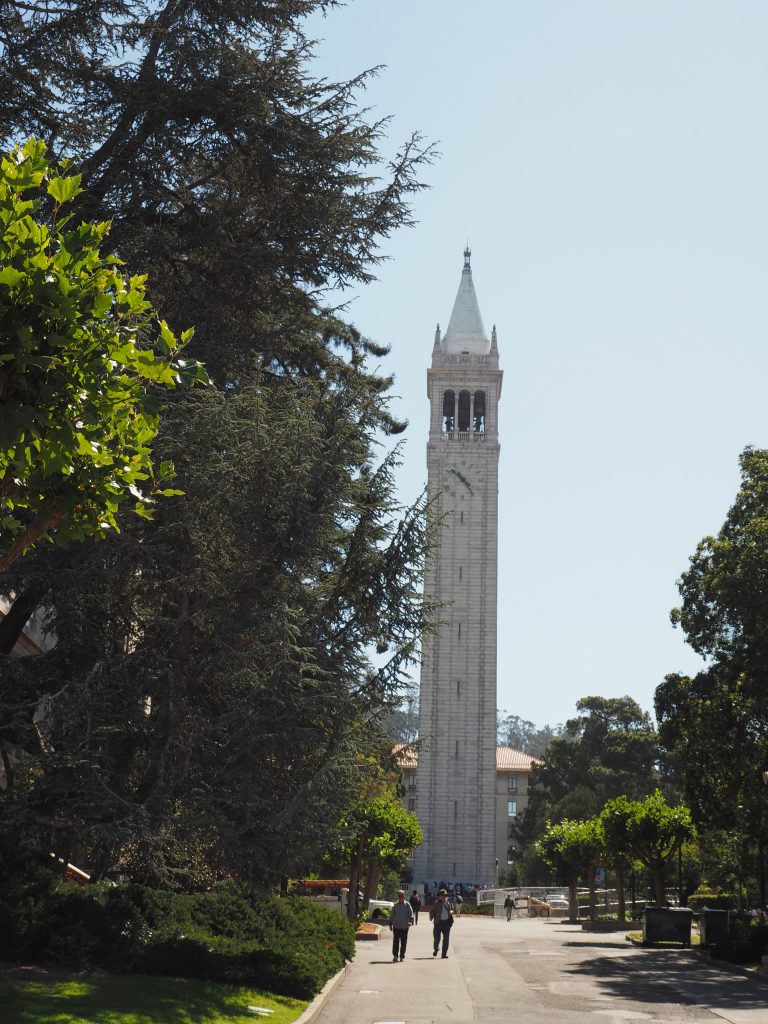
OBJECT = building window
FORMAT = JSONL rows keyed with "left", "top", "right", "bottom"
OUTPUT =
{"left": 507, "top": 800, "right": 517, "bottom": 817}
{"left": 408, "top": 798, "right": 416, "bottom": 811}
{"left": 473, "top": 390, "right": 486, "bottom": 432}
{"left": 457, "top": 390, "right": 471, "bottom": 431}
{"left": 455, "top": 739, "right": 459, "bottom": 758}
{"left": 407, "top": 773, "right": 416, "bottom": 790}
{"left": 507, "top": 774, "right": 518, "bottom": 793}
{"left": 507, "top": 823, "right": 515, "bottom": 839}
{"left": 442, "top": 390, "right": 455, "bottom": 432}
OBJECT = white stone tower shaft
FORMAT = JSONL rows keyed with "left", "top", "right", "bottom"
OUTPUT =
{"left": 414, "top": 249, "right": 502, "bottom": 884}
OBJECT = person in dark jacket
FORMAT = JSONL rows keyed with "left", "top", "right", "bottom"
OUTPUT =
{"left": 429, "top": 888, "right": 453, "bottom": 958}
{"left": 409, "top": 889, "right": 422, "bottom": 924}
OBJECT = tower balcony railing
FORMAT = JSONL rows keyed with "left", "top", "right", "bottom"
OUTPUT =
{"left": 440, "top": 431, "right": 486, "bottom": 442}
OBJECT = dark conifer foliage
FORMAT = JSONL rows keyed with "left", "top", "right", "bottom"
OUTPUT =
{"left": 0, "top": 0, "right": 432, "bottom": 388}
{"left": 0, "top": 2, "right": 435, "bottom": 887}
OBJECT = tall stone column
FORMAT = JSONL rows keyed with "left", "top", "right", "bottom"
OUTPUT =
{"left": 413, "top": 250, "right": 502, "bottom": 886}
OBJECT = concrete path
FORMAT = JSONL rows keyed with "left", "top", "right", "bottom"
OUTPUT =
{"left": 312, "top": 916, "right": 768, "bottom": 1024}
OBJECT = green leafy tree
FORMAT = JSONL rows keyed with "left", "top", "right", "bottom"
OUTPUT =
{"left": 0, "top": 1, "right": 432, "bottom": 390}
{"left": 536, "top": 817, "right": 605, "bottom": 921}
{"left": 514, "top": 696, "right": 661, "bottom": 863}
{"left": 0, "top": 3, "right": 436, "bottom": 888}
{"left": 672, "top": 447, "right": 768, "bottom": 682}
{"left": 600, "top": 805, "right": 636, "bottom": 921}
{"left": 658, "top": 448, "right": 768, "bottom": 906}
{"left": 340, "top": 795, "right": 422, "bottom": 922}
{"left": 601, "top": 792, "right": 695, "bottom": 906}
{"left": 0, "top": 139, "right": 204, "bottom": 572}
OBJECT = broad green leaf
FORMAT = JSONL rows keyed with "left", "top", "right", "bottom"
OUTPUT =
{"left": 0, "top": 266, "right": 23, "bottom": 287}
{"left": 47, "top": 174, "right": 83, "bottom": 205}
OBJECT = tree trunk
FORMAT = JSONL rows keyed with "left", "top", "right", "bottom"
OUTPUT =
{"left": 363, "top": 861, "right": 381, "bottom": 912}
{"left": 0, "top": 741, "right": 14, "bottom": 793}
{"left": 652, "top": 863, "right": 666, "bottom": 906}
{"left": 615, "top": 864, "right": 626, "bottom": 922}
{"left": 0, "top": 505, "right": 60, "bottom": 575}
{"left": 136, "top": 591, "right": 190, "bottom": 809}
{"left": 568, "top": 880, "right": 579, "bottom": 922}
{"left": 347, "top": 839, "right": 364, "bottom": 922}
{"left": 588, "top": 868, "right": 597, "bottom": 922}
{"left": 0, "top": 586, "right": 45, "bottom": 654}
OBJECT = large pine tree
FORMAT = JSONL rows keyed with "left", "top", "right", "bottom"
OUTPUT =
{"left": 0, "top": 1, "right": 435, "bottom": 887}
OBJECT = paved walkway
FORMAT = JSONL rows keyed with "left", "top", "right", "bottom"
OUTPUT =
{"left": 313, "top": 916, "right": 768, "bottom": 1024}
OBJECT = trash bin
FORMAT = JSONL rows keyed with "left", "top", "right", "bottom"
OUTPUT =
{"left": 699, "top": 908, "right": 729, "bottom": 947}
{"left": 642, "top": 907, "right": 693, "bottom": 946}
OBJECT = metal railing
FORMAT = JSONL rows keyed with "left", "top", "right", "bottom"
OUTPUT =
{"left": 440, "top": 431, "right": 486, "bottom": 442}
{"left": 478, "top": 887, "right": 647, "bottom": 919}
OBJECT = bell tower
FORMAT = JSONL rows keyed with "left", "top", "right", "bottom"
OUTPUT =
{"left": 414, "top": 248, "right": 502, "bottom": 885}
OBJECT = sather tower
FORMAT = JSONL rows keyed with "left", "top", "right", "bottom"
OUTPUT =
{"left": 414, "top": 248, "right": 502, "bottom": 884}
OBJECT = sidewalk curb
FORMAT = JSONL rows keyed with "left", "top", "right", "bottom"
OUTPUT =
{"left": 692, "top": 948, "right": 768, "bottom": 987}
{"left": 292, "top": 962, "right": 349, "bottom": 1024}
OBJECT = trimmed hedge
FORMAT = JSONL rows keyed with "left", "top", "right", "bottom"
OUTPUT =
{"left": 709, "top": 919, "right": 768, "bottom": 965}
{"left": 0, "top": 869, "right": 354, "bottom": 998}
{"left": 688, "top": 890, "right": 738, "bottom": 911}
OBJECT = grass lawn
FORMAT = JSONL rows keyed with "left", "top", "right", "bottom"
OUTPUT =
{"left": 0, "top": 971, "right": 308, "bottom": 1024}
{"left": 626, "top": 930, "right": 701, "bottom": 946}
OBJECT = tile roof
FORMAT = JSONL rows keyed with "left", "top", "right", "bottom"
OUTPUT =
{"left": 394, "top": 743, "right": 539, "bottom": 772}
{"left": 495, "top": 747, "right": 540, "bottom": 771}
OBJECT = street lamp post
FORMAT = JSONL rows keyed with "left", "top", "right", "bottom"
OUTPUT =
{"left": 761, "top": 772, "right": 768, "bottom": 910}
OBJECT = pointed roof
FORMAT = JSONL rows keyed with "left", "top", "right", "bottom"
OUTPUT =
{"left": 442, "top": 247, "right": 489, "bottom": 354}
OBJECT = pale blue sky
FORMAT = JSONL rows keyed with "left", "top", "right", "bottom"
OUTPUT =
{"left": 307, "top": 1, "right": 768, "bottom": 726}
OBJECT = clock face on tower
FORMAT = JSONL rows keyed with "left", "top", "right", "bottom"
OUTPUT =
{"left": 450, "top": 468, "right": 474, "bottom": 495}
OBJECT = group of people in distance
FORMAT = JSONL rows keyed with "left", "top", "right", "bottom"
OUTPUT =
{"left": 389, "top": 888, "right": 459, "bottom": 962}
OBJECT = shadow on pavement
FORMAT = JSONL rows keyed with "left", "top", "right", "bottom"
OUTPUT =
{"left": 566, "top": 949, "right": 768, "bottom": 1011}
{"left": 562, "top": 940, "right": 630, "bottom": 950}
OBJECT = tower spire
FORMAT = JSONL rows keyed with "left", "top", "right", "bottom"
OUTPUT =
{"left": 442, "top": 248, "right": 488, "bottom": 352}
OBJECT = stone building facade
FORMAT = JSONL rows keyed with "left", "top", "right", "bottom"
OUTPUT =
{"left": 411, "top": 250, "right": 503, "bottom": 884}
{"left": 398, "top": 744, "right": 538, "bottom": 881}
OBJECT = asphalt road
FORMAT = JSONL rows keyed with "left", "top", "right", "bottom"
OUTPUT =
{"left": 312, "top": 915, "right": 768, "bottom": 1024}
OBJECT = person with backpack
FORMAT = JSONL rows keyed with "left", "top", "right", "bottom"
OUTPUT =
{"left": 504, "top": 894, "right": 515, "bottom": 922}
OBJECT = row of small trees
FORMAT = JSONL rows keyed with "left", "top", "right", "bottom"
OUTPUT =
{"left": 537, "top": 791, "right": 695, "bottom": 921}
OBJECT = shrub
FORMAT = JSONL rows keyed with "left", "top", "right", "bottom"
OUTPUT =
{"left": 709, "top": 919, "right": 768, "bottom": 965}
{"left": 457, "top": 901, "right": 493, "bottom": 916}
{"left": 0, "top": 870, "right": 355, "bottom": 997}
{"left": 688, "top": 889, "right": 738, "bottom": 911}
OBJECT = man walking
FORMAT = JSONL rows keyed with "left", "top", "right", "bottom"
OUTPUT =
{"left": 504, "top": 894, "right": 514, "bottom": 922}
{"left": 409, "top": 889, "right": 422, "bottom": 924}
{"left": 429, "top": 888, "right": 454, "bottom": 958}
{"left": 390, "top": 890, "right": 414, "bottom": 961}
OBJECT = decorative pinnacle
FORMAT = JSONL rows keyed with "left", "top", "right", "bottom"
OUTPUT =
{"left": 463, "top": 245, "right": 471, "bottom": 272}
{"left": 491, "top": 324, "right": 497, "bottom": 351}
{"left": 434, "top": 323, "right": 441, "bottom": 349}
